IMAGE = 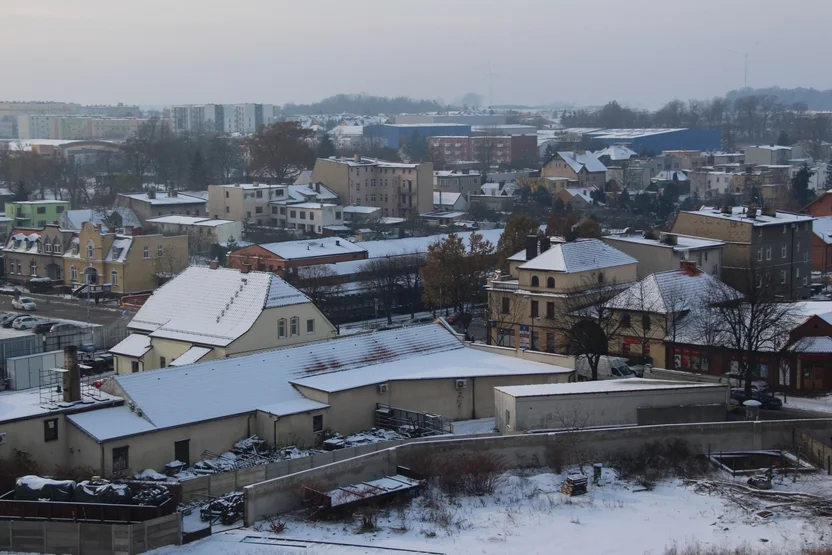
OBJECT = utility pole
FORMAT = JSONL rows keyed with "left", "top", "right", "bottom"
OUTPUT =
{"left": 727, "top": 41, "right": 761, "bottom": 89}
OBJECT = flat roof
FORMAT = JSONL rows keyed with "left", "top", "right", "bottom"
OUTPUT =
{"left": 497, "top": 378, "right": 723, "bottom": 397}
{"left": 147, "top": 215, "right": 236, "bottom": 226}
{"left": 689, "top": 206, "right": 815, "bottom": 227}
{"left": 606, "top": 234, "right": 724, "bottom": 250}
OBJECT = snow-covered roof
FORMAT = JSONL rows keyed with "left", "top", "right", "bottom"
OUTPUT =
{"left": 605, "top": 269, "right": 738, "bottom": 314}
{"left": 62, "top": 208, "right": 142, "bottom": 231}
{"left": 147, "top": 215, "right": 236, "bottom": 226}
{"left": 109, "top": 333, "right": 152, "bottom": 358}
{"left": 292, "top": 342, "right": 573, "bottom": 393}
{"left": 67, "top": 406, "right": 156, "bottom": 442}
{"left": 497, "top": 378, "right": 721, "bottom": 398}
{"left": 652, "top": 170, "right": 689, "bottom": 182}
{"left": 749, "top": 144, "right": 791, "bottom": 151}
{"left": 605, "top": 234, "right": 724, "bottom": 251}
{"left": 480, "top": 182, "right": 518, "bottom": 197}
{"left": 356, "top": 229, "right": 504, "bottom": 259}
{"left": 212, "top": 183, "right": 287, "bottom": 191}
{"left": 519, "top": 239, "right": 637, "bottom": 273}
{"left": 556, "top": 151, "right": 607, "bottom": 174}
{"left": 260, "top": 237, "right": 366, "bottom": 260}
{"left": 563, "top": 187, "right": 596, "bottom": 199}
{"left": 129, "top": 266, "right": 310, "bottom": 346}
{"left": 433, "top": 192, "right": 463, "bottom": 206}
{"left": 169, "top": 346, "right": 211, "bottom": 367}
{"left": 812, "top": 216, "right": 832, "bottom": 244}
{"left": 789, "top": 336, "right": 832, "bottom": 354}
{"left": 0, "top": 386, "right": 120, "bottom": 424}
{"left": 434, "top": 170, "right": 481, "bottom": 177}
{"left": 690, "top": 207, "right": 815, "bottom": 227}
{"left": 343, "top": 206, "right": 381, "bottom": 214}
{"left": 289, "top": 202, "right": 339, "bottom": 209}
{"left": 586, "top": 128, "right": 688, "bottom": 140}
{"left": 118, "top": 192, "right": 207, "bottom": 206}
{"left": 110, "top": 323, "right": 460, "bottom": 431}
{"left": 103, "top": 237, "right": 132, "bottom": 262}
{"left": 257, "top": 398, "right": 330, "bottom": 417}
{"left": 594, "top": 144, "right": 638, "bottom": 161}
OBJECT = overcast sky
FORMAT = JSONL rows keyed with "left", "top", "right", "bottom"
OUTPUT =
{"left": 2, "top": 0, "right": 830, "bottom": 109}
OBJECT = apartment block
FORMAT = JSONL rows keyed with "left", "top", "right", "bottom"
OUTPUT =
{"left": 5, "top": 200, "right": 70, "bottom": 227}
{"left": 16, "top": 115, "right": 150, "bottom": 140}
{"left": 311, "top": 156, "right": 434, "bottom": 218}
{"left": 428, "top": 135, "right": 537, "bottom": 166}
{"left": 171, "top": 104, "right": 275, "bottom": 134}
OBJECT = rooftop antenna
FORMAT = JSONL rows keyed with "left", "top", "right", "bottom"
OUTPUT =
{"left": 481, "top": 63, "right": 499, "bottom": 108}
{"left": 727, "top": 41, "right": 762, "bottom": 89}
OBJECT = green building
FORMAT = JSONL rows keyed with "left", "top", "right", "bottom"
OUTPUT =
{"left": 5, "top": 201, "right": 70, "bottom": 227}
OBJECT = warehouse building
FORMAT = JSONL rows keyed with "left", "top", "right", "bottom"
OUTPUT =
{"left": 494, "top": 379, "right": 728, "bottom": 433}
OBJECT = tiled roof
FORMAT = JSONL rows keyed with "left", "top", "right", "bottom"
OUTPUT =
{"left": 606, "top": 269, "right": 737, "bottom": 314}
{"left": 557, "top": 151, "right": 607, "bottom": 174}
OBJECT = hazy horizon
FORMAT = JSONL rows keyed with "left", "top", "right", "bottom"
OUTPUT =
{"left": 2, "top": 0, "right": 831, "bottom": 110}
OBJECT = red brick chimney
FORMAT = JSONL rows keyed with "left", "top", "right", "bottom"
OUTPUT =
{"left": 209, "top": 260, "right": 219, "bottom": 270}
{"left": 63, "top": 345, "right": 81, "bottom": 403}
{"left": 241, "top": 263, "right": 251, "bottom": 274}
{"left": 680, "top": 260, "right": 700, "bottom": 276}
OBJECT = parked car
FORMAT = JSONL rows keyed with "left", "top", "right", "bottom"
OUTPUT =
{"left": 27, "top": 277, "right": 53, "bottom": 293}
{"left": 49, "top": 323, "right": 81, "bottom": 333}
{"left": 730, "top": 389, "right": 783, "bottom": 410}
{"left": 444, "top": 312, "right": 470, "bottom": 326}
{"left": 33, "top": 321, "right": 57, "bottom": 334}
{"left": 0, "top": 313, "right": 16, "bottom": 325}
{"left": 12, "top": 316, "right": 39, "bottom": 330}
{"left": 3, "top": 315, "right": 28, "bottom": 329}
{"left": 576, "top": 355, "right": 638, "bottom": 381}
{"left": 11, "top": 297, "right": 37, "bottom": 311}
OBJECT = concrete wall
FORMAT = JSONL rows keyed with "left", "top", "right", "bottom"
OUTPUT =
{"left": 243, "top": 418, "right": 832, "bottom": 525}
{"left": 496, "top": 385, "right": 729, "bottom": 433}
{"left": 0, "top": 512, "right": 181, "bottom": 555}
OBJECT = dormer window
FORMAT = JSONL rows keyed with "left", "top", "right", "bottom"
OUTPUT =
{"left": 86, "top": 241, "right": 95, "bottom": 259}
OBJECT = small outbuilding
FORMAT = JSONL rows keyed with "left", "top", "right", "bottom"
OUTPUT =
{"left": 494, "top": 378, "right": 728, "bottom": 433}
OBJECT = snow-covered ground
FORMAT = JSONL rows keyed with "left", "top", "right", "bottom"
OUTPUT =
{"left": 153, "top": 468, "right": 832, "bottom": 555}
{"left": 780, "top": 394, "right": 832, "bottom": 414}
{"left": 451, "top": 417, "right": 496, "bottom": 435}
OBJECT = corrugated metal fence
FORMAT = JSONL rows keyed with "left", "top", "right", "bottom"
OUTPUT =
{"left": 0, "top": 324, "right": 128, "bottom": 370}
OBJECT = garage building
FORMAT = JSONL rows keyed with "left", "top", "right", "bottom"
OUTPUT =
{"left": 495, "top": 379, "right": 728, "bottom": 434}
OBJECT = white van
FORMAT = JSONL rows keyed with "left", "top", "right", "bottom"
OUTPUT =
{"left": 576, "top": 355, "right": 637, "bottom": 381}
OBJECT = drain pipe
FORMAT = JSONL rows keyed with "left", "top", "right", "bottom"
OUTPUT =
{"left": 273, "top": 416, "right": 280, "bottom": 447}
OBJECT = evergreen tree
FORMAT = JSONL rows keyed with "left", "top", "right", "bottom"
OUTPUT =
{"left": 791, "top": 164, "right": 814, "bottom": 207}
{"left": 317, "top": 133, "right": 336, "bottom": 158}
{"left": 776, "top": 130, "right": 791, "bottom": 147}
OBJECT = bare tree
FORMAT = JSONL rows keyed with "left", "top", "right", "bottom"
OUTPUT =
{"left": 551, "top": 276, "right": 627, "bottom": 381}
{"left": 487, "top": 291, "right": 528, "bottom": 347}
{"left": 705, "top": 273, "right": 799, "bottom": 397}
{"left": 362, "top": 256, "right": 403, "bottom": 325}
{"left": 292, "top": 264, "right": 344, "bottom": 317}
{"left": 395, "top": 252, "right": 426, "bottom": 318}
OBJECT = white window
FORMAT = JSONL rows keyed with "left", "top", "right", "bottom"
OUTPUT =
{"left": 796, "top": 267, "right": 800, "bottom": 278}
{"left": 44, "top": 240, "right": 52, "bottom": 253}
{"left": 757, "top": 248, "right": 762, "bottom": 262}
{"left": 765, "top": 246, "right": 771, "bottom": 261}
{"left": 86, "top": 241, "right": 95, "bottom": 259}
{"left": 781, "top": 244, "right": 787, "bottom": 259}
{"left": 306, "top": 319, "right": 315, "bottom": 334}
{"left": 53, "top": 242, "right": 61, "bottom": 254}
{"left": 157, "top": 245, "right": 164, "bottom": 257}
{"left": 756, "top": 273, "right": 762, "bottom": 288}
{"left": 143, "top": 246, "right": 150, "bottom": 259}
{"left": 30, "top": 262, "right": 37, "bottom": 276}
{"left": 803, "top": 276, "right": 808, "bottom": 286}
{"left": 278, "top": 318, "right": 286, "bottom": 338}
{"left": 796, "top": 242, "right": 800, "bottom": 252}
{"left": 70, "top": 265, "right": 78, "bottom": 281}
{"left": 290, "top": 317, "right": 299, "bottom": 336}
{"left": 111, "top": 270, "right": 118, "bottom": 286}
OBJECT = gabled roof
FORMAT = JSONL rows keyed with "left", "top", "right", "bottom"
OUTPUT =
{"left": 605, "top": 269, "right": 737, "bottom": 314}
{"left": 109, "top": 333, "right": 151, "bottom": 358}
{"left": 519, "top": 239, "right": 636, "bottom": 273}
{"left": 62, "top": 208, "right": 142, "bottom": 231}
{"left": 128, "top": 266, "right": 310, "bottom": 346}
{"left": 556, "top": 151, "right": 607, "bottom": 174}
{"left": 594, "top": 145, "right": 638, "bottom": 161}
{"left": 812, "top": 215, "right": 832, "bottom": 244}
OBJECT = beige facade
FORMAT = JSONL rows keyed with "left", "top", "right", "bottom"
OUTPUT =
{"left": 63, "top": 222, "right": 188, "bottom": 294}
{"left": 602, "top": 234, "right": 724, "bottom": 279}
{"left": 207, "top": 183, "right": 288, "bottom": 223}
{"left": 17, "top": 115, "right": 151, "bottom": 140}
{"left": 3, "top": 224, "right": 74, "bottom": 285}
{"left": 311, "top": 156, "right": 434, "bottom": 218}
{"left": 541, "top": 152, "right": 606, "bottom": 187}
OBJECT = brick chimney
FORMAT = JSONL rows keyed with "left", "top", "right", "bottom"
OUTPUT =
{"left": 241, "top": 263, "right": 251, "bottom": 274}
{"left": 63, "top": 345, "right": 81, "bottom": 403}
{"left": 680, "top": 260, "right": 699, "bottom": 276}
{"left": 354, "top": 154, "right": 361, "bottom": 163}
{"left": 147, "top": 189, "right": 156, "bottom": 200}
{"left": 525, "top": 234, "right": 538, "bottom": 261}
{"left": 209, "top": 259, "right": 219, "bottom": 270}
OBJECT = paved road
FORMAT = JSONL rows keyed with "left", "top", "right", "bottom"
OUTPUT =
{"left": 0, "top": 294, "right": 134, "bottom": 326}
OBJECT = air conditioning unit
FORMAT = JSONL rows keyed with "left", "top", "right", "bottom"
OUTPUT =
{"left": 455, "top": 379, "right": 468, "bottom": 390}
{"left": 377, "top": 383, "right": 389, "bottom": 394}
{"left": 0, "top": 432, "right": 6, "bottom": 445}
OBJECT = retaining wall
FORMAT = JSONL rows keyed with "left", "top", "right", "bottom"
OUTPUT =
{"left": 800, "top": 431, "right": 832, "bottom": 475}
{"left": 0, "top": 512, "right": 181, "bottom": 555}
{"left": 243, "top": 418, "right": 832, "bottom": 526}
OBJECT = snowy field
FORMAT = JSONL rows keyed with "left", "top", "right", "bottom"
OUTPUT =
{"left": 153, "top": 467, "right": 832, "bottom": 555}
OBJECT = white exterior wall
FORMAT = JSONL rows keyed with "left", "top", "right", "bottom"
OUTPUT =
{"left": 499, "top": 386, "right": 728, "bottom": 433}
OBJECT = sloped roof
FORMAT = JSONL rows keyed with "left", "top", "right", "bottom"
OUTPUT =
{"left": 63, "top": 208, "right": 141, "bottom": 231}
{"left": 67, "top": 406, "right": 156, "bottom": 442}
{"left": 812, "top": 216, "right": 832, "bottom": 244}
{"left": 109, "top": 333, "right": 151, "bottom": 358}
{"left": 169, "top": 346, "right": 211, "bottom": 367}
{"left": 789, "top": 336, "right": 832, "bottom": 354}
{"left": 606, "top": 269, "right": 737, "bottom": 314}
{"left": 557, "top": 151, "right": 607, "bottom": 174}
{"left": 594, "top": 145, "right": 638, "bottom": 161}
{"left": 129, "top": 266, "right": 310, "bottom": 346}
{"left": 111, "top": 323, "right": 462, "bottom": 431}
{"left": 519, "top": 239, "right": 637, "bottom": 273}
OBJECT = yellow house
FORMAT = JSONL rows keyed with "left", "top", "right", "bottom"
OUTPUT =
{"left": 487, "top": 236, "right": 638, "bottom": 351}
{"left": 63, "top": 222, "right": 188, "bottom": 294}
{"left": 110, "top": 265, "right": 338, "bottom": 374}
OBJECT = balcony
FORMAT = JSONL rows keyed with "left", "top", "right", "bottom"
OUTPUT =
{"left": 489, "top": 278, "right": 519, "bottom": 291}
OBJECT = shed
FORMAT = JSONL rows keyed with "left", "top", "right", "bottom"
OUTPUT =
{"left": 494, "top": 378, "right": 728, "bottom": 433}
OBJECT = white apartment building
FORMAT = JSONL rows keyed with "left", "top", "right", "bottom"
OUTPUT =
{"left": 16, "top": 115, "right": 150, "bottom": 140}
{"left": 171, "top": 104, "right": 275, "bottom": 134}
{"left": 276, "top": 203, "right": 343, "bottom": 234}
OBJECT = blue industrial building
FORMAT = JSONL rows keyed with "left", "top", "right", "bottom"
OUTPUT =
{"left": 364, "top": 123, "right": 472, "bottom": 149}
{"left": 584, "top": 128, "right": 722, "bottom": 154}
